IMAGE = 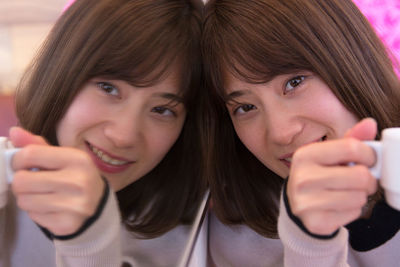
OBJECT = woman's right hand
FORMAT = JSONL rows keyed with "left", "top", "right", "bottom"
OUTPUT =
{"left": 9, "top": 127, "right": 105, "bottom": 236}
{"left": 286, "top": 118, "right": 379, "bottom": 235}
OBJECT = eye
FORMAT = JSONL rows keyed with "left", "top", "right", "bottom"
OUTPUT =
{"left": 233, "top": 104, "right": 256, "bottom": 115}
{"left": 284, "top": 75, "right": 305, "bottom": 94}
{"left": 151, "top": 106, "right": 176, "bottom": 117}
{"left": 97, "top": 82, "right": 119, "bottom": 96}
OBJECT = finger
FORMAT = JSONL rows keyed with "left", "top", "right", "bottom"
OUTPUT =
{"left": 344, "top": 118, "right": 377, "bottom": 140}
{"left": 293, "top": 165, "right": 378, "bottom": 194}
{"left": 16, "top": 194, "right": 61, "bottom": 213}
{"left": 12, "top": 170, "right": 54, "bottom": 194}
{"left": 9, "top": 127, "right": 48, "bottom": 147}
{"left": 16, "top": 193, "right": 95, "bottom": 216}
{"left": 12, "top": 145, "right": 91, "bottom": 172}
{"left": 11, "top": 169, "right": 79, "bottom": 194}
{"left": 292, "top": 190, "right": 368, "bottom": 215}
{"left": 293, "top": 138, "right": 376, "bottom": 167}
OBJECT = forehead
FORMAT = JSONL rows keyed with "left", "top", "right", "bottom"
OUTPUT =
{"left": 222, "top": 73, "right": 260, "bottom": 103}
{"left": 150, "top": 69, "right": 181, "bottom": 94}
{"left": 223, "top": 70, "right": 261, "bottom": 97}
{"left": 221, "top": 61, "right": 278, "bottom": 96}
{"left": 104, "top": 62, "right": 182, "bottom": 93}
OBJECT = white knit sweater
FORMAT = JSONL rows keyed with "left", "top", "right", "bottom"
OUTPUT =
{"left": 208, "top": 194, "right": 400, "bottom": 267}
{"left": 0, "top": 189, "right": 192, "bottom": 267}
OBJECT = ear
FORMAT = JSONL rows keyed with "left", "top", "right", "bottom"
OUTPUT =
{"left": 8, "top": 127, "right": 48, "bottom": 147}
{"left": 344, "top": 118, "right": 377, "bottom": 141}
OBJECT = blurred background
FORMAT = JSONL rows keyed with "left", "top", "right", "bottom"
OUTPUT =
{"left": 354, "top": 0, "right": 400, "bottom": 70}
{"left": 0, "top": 0, "right": 69, "bottom": 94}
{"left": 0, "top": 0, "right": 69, "bottom": 135}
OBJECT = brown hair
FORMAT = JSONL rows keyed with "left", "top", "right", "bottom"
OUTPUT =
{"left": 202, "top": 0, "right": 400, "bottom": 237}
{"left": 16, "top": 0, "right": 206, "bottom": 238}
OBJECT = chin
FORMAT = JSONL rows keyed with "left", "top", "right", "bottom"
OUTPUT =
{"left": 274, "top": 169, "right": 288, "bottom": 179}
{"left": 109, "top": 182, "right": 122, "bottom": 192}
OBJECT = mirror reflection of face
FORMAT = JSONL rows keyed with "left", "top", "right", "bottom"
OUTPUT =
{"left": 56, "top": 72, "right": 186, "bottom": 191}
{"left": 225, "top": 71, "right": 358, "bottom": 178}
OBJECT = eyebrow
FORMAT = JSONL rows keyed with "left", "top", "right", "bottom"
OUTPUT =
{"left": 154, "top": 92, "right": 184, "bottom": 103}
{"left": 224, "top": 90, "right": 252, "bottom": 103}
{"left": 94, "top": 77, "right": 184, "bottom": 103}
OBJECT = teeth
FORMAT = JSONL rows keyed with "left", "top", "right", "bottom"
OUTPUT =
{"left": 285, "top": 158, "right": 292, "bottom": 163}
{"left": 90, "top": 145, "right": 128, "bottom": 166}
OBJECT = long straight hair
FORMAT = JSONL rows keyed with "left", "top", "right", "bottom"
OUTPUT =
{"left": 16, "top": 0, "right": 206, "bottom": 238}
{"left": 202, "top": 0, "right": 400, "bottom": 237}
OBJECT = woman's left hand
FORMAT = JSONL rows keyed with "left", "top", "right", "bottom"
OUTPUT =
{"left": 9, "top": 127, "right": 105, "bottom": 236}
{"left": 287, "top": 118, "right": 379, "bottom": 235}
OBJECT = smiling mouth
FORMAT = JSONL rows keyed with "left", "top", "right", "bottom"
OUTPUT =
{"left": 281, "top": 135, "right": 327, "bottom": 163}
{"left": 88, "top": 143, "right": 130, "bottom": 166}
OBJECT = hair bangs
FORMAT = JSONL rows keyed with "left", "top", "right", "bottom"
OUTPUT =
{"left": 206, "top": 0, "right": 314, "bottom": 99}
{"left": 84, "top": 0, "right": 201, "bottom": 106}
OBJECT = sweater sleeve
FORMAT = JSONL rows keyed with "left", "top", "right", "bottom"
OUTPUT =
{"left": 53, "top": 188, "right": 122, "bottom": 267}
{"left": 277, "top": 181, "right": 350, "bottom": 267}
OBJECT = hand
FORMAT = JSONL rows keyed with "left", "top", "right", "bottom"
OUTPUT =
{"left": 287, "top": 118, "right": 379, "bottom": 235}
{"left": 9, "top": 127, "right": 105, "bottom": 236}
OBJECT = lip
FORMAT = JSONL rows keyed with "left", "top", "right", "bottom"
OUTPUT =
{"left": 278, "top": 136, "right": 327, "bottom": 168}
{"left": 279, "top": 153, "right": 293, "bottom": 168}
{"left": 85, "top": 142, "right": 134, "bottom": 174}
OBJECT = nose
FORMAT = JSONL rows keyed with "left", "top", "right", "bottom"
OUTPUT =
{"left": 267, "top": 110, "right": 303, "bottom": 146}
{"left": 103, "top": 112, "right": 143, "bottom": 148}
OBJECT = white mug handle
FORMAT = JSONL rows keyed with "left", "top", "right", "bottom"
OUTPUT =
{"left": 0, "top": 138, "right": 19, "bottom": 208}
{"left": 4, "top": 148, "right": 20, "bottom": 183}
{"left": 0, "top": 147, "right": 36, "bottom": 208}
{"left": 363, "top": 140, "right": 382, "bottom": 179}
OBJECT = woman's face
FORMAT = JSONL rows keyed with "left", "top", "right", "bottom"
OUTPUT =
{"left": 225, "top": 71, "right": 359, "bottom": 178}
{"left": 56, "top": 72, "right": 186, "bottom": 191}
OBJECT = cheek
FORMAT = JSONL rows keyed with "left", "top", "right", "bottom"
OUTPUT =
{"left": 304, "top": 84, "right": 359, "bottom": 135}
{"left": 56, "top": 110, "right": 81, "bottom": 146}
{"left": 233, "top": 121, "right": 282, "bottom": 173}
{"left": 233, "top": 120, "right": 267, "bottom": 157}
{"left": 146, "top": 119, "right": 185, "bottom": 158}
{"left": 334, "top": 108, "right": 359, "bottom": 136}
{"left": 56, "top": 97, "right": 101, "bottom": 146}
{"left": 313, "top": 96, "right": 358, "bottom": 135}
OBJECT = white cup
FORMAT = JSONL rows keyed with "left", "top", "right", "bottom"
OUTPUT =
{"left": 364, "top": 128, "right": 400, "bottom": 210}
{"left": 0, "top": 137, "right": 19, "bottom": 208}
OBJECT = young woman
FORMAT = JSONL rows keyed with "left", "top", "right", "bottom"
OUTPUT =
{"left": 202, "top": 0, "right": 400, "bottom": 266}
{"left": 2, "top": 0, "right": 206, "bottom": 266}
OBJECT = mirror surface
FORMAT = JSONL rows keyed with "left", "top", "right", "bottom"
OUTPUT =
{"left": 0, "top": 1, "right": 205, "bottom": 266}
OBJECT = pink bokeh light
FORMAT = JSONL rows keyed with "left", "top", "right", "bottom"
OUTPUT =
{"left": 353, "top": 0, "right": 400, "bottom": 64}
{"left": 63, "top": 0, "right": 76, "bottom": 12}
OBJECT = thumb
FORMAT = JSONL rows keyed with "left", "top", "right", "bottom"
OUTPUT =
{"left": 8, "top": 127, "right": 48, "bottom": 147}
{"left": 344, "top": 118, "right": 377, "bottom": 141}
